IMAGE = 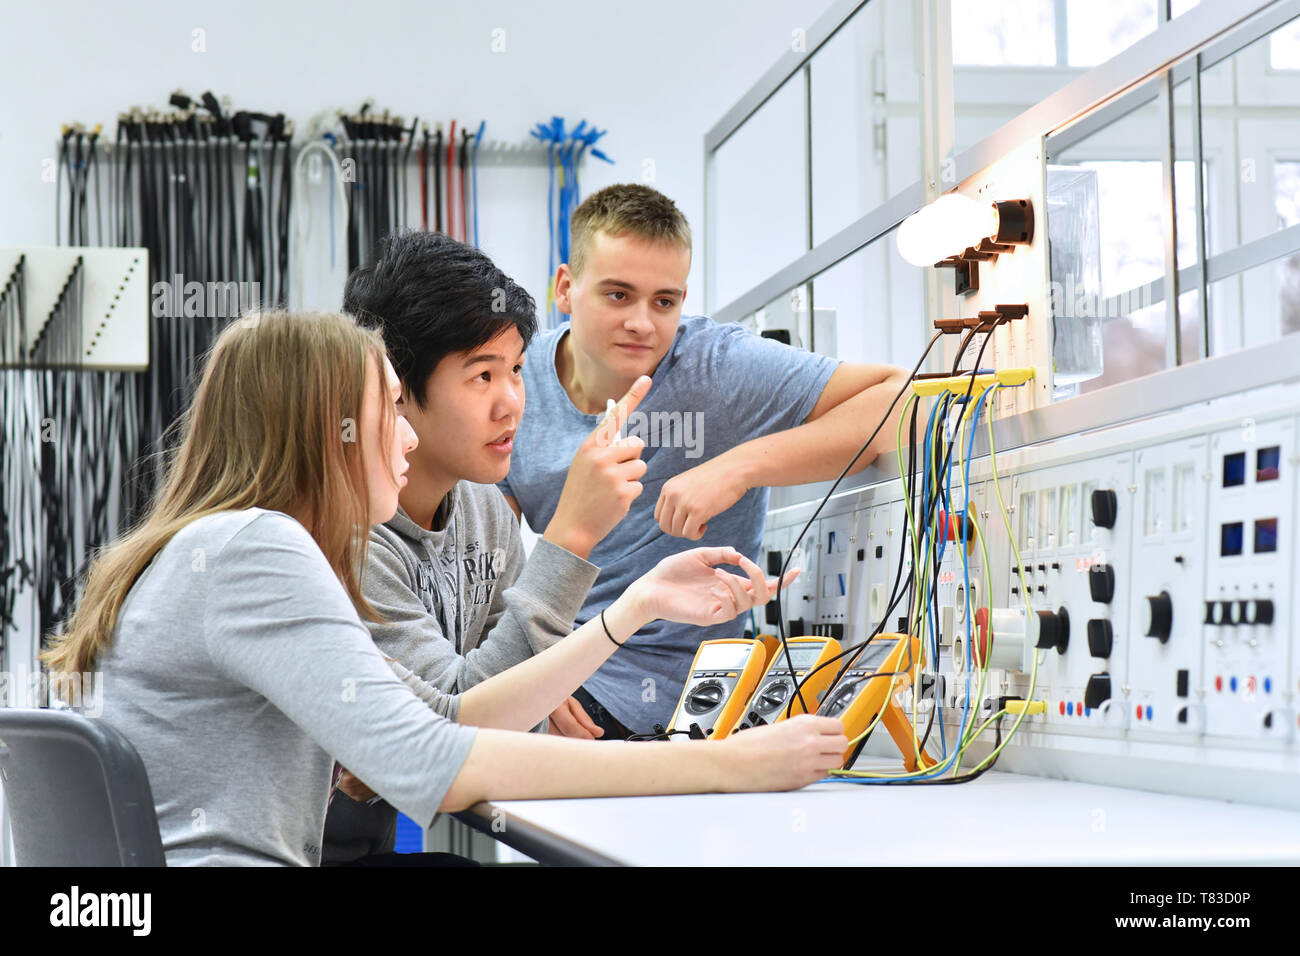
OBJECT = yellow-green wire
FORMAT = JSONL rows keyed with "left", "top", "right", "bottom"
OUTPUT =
{"left": 963, "top": 384, "right": 1041, "bottom": 774}
{"left": 834, "top": 390, "right": 994, "bottom": 779}
{"left": 833, "top": 383, "right": 1045, "bottom": 781}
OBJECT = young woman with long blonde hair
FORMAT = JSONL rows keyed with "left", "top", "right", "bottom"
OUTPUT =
{"left": 42, "top": 310, "right": 846, "bottom": 866}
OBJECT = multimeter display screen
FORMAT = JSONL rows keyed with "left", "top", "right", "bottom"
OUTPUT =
{"left": 857, "top": 639, "right": 897, "bottom": 671}
{"left": 695, "top": 642, "right": 754, "bottom": 671}
{"left": 778, "top": 644, "right": 826, "bottom": 669}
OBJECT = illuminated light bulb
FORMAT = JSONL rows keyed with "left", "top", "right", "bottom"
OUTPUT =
{"left": 895, "top": 193, "right": 998, "bottom": 267}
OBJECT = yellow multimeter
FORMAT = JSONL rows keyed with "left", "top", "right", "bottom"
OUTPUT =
{"left": 754, "top": 633, "right": 781, "bottom": 668}
{"left": 732, "top": 636, "right": 842, "bottom": 733}
{"left": 668, "top": 638, "right": 768, "bottom": 741}
{"left": 816, "top": 632, "right": 939, "bottom": 771}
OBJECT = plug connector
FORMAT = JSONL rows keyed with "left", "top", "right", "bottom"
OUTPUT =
{"left": 1003, "top": 698, "right": 1047, "bottom": 716}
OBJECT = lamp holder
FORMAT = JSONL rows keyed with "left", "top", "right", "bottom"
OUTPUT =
{"left": 992, "top": 198, "right": 1034, "bottom": 245}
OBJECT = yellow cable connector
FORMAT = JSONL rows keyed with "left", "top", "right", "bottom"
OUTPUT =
{"left": 1005, "top": 699, "right": 1047, "bottom": 715}
{"left": 995, "top": 367, "right": 1035, "bottom": 387}
{"left": 911, "top": 368, "right": 1036, "bottom": 398}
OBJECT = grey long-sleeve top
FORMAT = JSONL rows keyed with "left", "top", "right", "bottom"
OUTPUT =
{"left": 96, "top": 509, "right": 478, "bottom": 866}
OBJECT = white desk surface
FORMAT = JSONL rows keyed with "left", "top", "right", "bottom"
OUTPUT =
{"left": 466, "top": 769, "right": 1300, "bottom": 866}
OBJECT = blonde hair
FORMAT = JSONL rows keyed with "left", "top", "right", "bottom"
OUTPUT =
{"left": 569, "top": 183, "right": 692, "bottom": 278}
{"left": 42, "top": 310, "right": 392, "bottom": 676}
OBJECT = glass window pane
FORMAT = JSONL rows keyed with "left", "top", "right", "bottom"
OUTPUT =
{"left": 1208, "top": 255, "right": 1300, "bottom": 355}
{"left": 1078, "top": 298, "right": 1168, "bottom": 394}
{"left": 1066, "top": 0, "right": 1156, "bottom": 68}
{"left": 1277, "top": 161, "right": 1300, "bottom": 229}
{"left": 1200, "top": 17, "right": 1300, "bottom": 256}
{"left": 1061, "top": 160, "right": 1195, "bottom": 295}
{"left": 1048, "top": 77, "right": 1206, "bottom": 393}
{"left": 810, "top": 0, "right": 921, "bottom": 246}
{"left": 1271, "top": 18, "right": 1300, "bottom": 70}
{"left": 809, "top": 225, "right": 926, "bottom": 367}
{"left": 952, "top": 0, "right": 1055, "bottom": 66}
{"left": 711, "top": 77, "right": 807, "bottom": 309}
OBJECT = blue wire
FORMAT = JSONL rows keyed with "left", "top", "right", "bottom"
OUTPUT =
{"left": 530, "top": 118, "right": 614, "bottom": 328}
{"left": 829, "top": 385, "right": 999, "bottom": 786}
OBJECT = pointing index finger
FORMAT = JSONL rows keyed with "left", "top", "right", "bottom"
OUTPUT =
{"left": 594, "top": 376, "right": 651, "bottom": 447}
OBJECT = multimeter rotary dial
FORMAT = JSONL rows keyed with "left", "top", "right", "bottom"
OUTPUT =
{"left": 823, "top": 685, "right": 858, "bottom": 718}
{"left": 685, "top": 680, "right": 726, "bottom": 714}
{"left": 754, "top": 679, "right": 791, "bottom": 714}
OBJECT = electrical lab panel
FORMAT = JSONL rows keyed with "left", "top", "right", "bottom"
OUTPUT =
{"left": 814, "top": 512, "right": 858, "bottom": 637}
{"left": 762, "top": 523, "right": 818, "bottom": 636}
{"left": 762, "top": 384, "right": 1300, "bottom": 809}
{"left": 1203, "top": 420, "right": 1295, "bottom": 741}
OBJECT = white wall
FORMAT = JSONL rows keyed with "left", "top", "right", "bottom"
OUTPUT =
{"left": 0, "top": 0, "right": 837, "bottom": 312}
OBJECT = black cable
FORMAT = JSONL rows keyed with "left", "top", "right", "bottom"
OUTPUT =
{"left": 433, "top": 126, "right": 443, "bottom": 233}
{"left": 89, "top": 126, "right": 102, "bottom": 246}
{"left": 787, "top": 328, "right": 1001, "bottom": 758}
{"left": 850, "top": 713, "right": 1006, "bottom": 785}
{"left": 780, "top": 402, "right": 921, "bottom": 722}
{"left": 56, "top": 128, "right": 71, "bottom": 245}
{"left": 771, "top": 330, "right": 942, "bottom": 715}
{"left": 278, "top": 122, "right": 292, "bottom": 306}
{"left": 401, "top": 117, "right": 418, "bottom": 232}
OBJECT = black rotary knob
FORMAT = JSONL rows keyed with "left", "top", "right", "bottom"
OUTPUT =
{"left": 754, "top": 679, "right": 791, "bottom": 715}
{"left": 1090, "top": 489, "right": 1118, "bottom": 529}
{"left": 1035, "top": 607, "right": 1070, "bottom": 654}
{"left": 1143, "top": 592, "right": 1173, "bottom": 643}
{"left": 1242, "top": 599, "right": 1275, "bottom": 626}
{"left": 1089, "top": 564, "right": 1115, "bottom": 603}
{"left": 822, "top": 685, "right": 857, "bottom": 718}
{"left": 1205, "top": 600, "right": 1232, "bottom": 626}
{"left": 1084, "top": 673, "right": 1112, "bottom": 709}
{"left": 1087, "top": 618, "right": 1113, "bottom": 658}
{"left": 685, "top": 681, "right": 725, "bottom": 715}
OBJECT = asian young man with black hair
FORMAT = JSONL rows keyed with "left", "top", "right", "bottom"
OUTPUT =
{"left": 322, "top": 231, "right": 652, "bottom": 863}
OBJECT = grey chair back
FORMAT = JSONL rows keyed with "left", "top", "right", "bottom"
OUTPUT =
{"left": 0, "top": 708, "right": 165, "bottom": 866}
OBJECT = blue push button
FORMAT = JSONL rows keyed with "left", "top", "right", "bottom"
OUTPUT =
{"left": 1067, "top": 702, "right": 1074, "bottom": 716}
{"left": 1230, "top": 676, "right": 1238, "bottom": 693}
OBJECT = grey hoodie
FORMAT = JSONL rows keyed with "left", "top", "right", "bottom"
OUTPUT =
{"left": 322, "top": 481, "right": 598, "bottom": 862}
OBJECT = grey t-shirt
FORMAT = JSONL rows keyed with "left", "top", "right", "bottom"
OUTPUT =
{"left": 96, "top": 509, "right": 477, "bottom": 866}
{"left": 501, "top": 316, "right": 838, "bottom": 733}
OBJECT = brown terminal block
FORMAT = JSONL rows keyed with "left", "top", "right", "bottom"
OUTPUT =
{"left": 975, "top": 236, "right": 1014, "bottom": 255}
{"left": 934, "top": 256, "right": 978, "bottom": 296}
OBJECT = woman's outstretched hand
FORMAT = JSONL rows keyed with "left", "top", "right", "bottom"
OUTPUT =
{"left": 629, "top": 547, "right": 800, "bottom": 627}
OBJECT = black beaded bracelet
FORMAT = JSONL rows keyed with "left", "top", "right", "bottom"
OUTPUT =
{"left": 600, "top": 609, "right": 623, "bottom": 648}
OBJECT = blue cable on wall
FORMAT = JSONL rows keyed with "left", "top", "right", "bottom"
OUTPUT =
{"left": 530, "top": 117, "right": 614, "bottom": 328}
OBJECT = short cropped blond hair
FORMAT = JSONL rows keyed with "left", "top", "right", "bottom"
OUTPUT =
{"left": 569, "top": 184, "right": 692, "bottom": 277}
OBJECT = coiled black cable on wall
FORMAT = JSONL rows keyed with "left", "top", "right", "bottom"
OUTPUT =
{"left": 6, "top": 91, "right": 295, "bottom": 649}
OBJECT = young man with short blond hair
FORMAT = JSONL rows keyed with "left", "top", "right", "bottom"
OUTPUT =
{"left": 501, "top": 183, "right": 910, "bottom": 738}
